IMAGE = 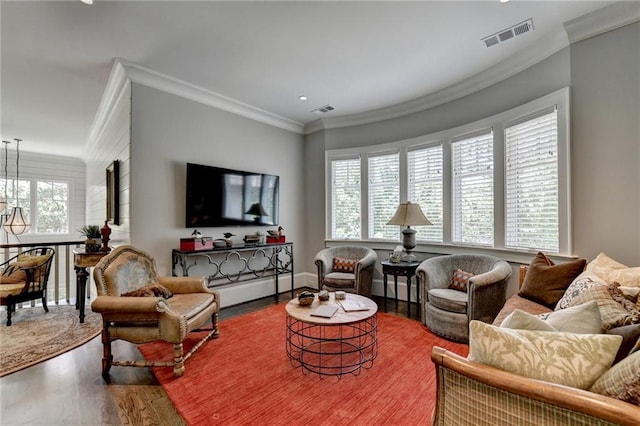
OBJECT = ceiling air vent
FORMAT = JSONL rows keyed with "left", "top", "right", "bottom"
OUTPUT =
{"left": 312, "top": 105, "right": 336, "bottom": 115}
{"left": 482, "top": 18, "right": 533, "bottom": 48}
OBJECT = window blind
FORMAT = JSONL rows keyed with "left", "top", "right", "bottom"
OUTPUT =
{"left": 368, "top": 152, "right": 399, "bottom": 239}
{"left": 331, "top": 158, "right": 361, "bottom": 239}
{"left": 505, "top": 110, "right": 559, "bottom": 252}
{"left": 408, "top": 145, "right": 443, "bottom": 242}
{"left": 452, "top": 132, "right": 494, "bottom": 245}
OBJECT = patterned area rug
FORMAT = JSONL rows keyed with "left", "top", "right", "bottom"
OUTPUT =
{"left": 0, "top": 304, "right": 101, "bottom": 377}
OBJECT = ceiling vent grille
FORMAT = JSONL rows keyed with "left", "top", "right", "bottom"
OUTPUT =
{"left": 482, "top": 18, "right": 533, "bottom": 48}
{"left": 312, "top": 105, "right": 336, "bottom": 115}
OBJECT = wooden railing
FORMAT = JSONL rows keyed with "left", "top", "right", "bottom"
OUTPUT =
{"left": 1, "top": 240, "right": 85, "bottom": 307}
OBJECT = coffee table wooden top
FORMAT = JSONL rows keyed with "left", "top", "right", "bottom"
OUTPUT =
{"left": 285, "top": 292, "right": 377, "bottom": 325}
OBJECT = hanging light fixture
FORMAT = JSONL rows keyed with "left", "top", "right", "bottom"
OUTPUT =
{"left": 0, "top": 140, "right": 7, "bottom": 214}
{"left": 3, "top": 138, "right": 30, "bottom": 235}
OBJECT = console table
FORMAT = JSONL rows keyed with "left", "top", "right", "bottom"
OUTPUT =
{"left": 73, "top": 248, "right": 109, "bottom": 323}
{"left": 172, "top": 242, "right": 294, "bottom": 299}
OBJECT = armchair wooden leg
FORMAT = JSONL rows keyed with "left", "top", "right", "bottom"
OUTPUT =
{"left": 173, "top": 343, "right": 185, "bottom": 377}
{"left": 211, "top": 313, "right": 220, "bottom": 339}
{"left": 101, "top": 330, "right": 113, "bottom": 377}
{"left": 6, "top": 303, "right": 13, "bottom": 326}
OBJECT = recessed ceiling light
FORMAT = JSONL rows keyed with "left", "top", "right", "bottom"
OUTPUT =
{"left": 500, "top": 0, "right": 510, "bottom": 3}
{"left": 298, "top": 96, "right": 308, "bottom": 101}
{"left": 81, "top": 0, "right": 94, "bottom": 5}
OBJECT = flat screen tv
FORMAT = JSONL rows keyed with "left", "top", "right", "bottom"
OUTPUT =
{"left": 185, "top": 163, "right": 280, "bottom": 227}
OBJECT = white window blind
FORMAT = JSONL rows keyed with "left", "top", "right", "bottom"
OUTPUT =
{"left": 505, "top": 110, "right": 559, "bottom": 252}
{"left": 331, "top": 158, "right": 361, "bottom": 239}
{"left": 452, "top": 132, "right": 494, "bottom": 245}
{"left": 368, "top": 152, "right": 399, "bottom": 239}
{"left": 408, "top": 145, "right": 443, "bottom": 242}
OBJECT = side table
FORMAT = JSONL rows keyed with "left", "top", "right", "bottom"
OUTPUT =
{"left": 381, "top": 260, "right": 422, "bottom": 318}
{"left": 73, "top": 248, "right": 109, "bottom": 323}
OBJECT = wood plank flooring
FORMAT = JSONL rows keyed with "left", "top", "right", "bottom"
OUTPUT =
{"left": 0, "top": 291, "right": 420, "bottom": 426}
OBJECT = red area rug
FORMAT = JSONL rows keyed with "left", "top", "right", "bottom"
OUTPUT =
{"left": 139, "top": 304, "right": 468, "bottom": 425}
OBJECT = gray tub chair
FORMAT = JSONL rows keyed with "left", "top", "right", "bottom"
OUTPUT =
{"left": 417, "top": 254, "right": 511, "bottom": 342}
{"left": 314, "top": 246, "right": 378, "bottom": 297}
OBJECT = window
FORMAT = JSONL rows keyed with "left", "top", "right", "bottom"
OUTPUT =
{"left": 331, "top": 157, "right": 361, "bottom": 239}
{"left": 325, "top": 87, "right": 570, "bottom": 256}
{"left": 1, "top": 178, "right": 69, "bottom": 234}
{"left": 452, "top": 132, "right": 494, "bottom": 246}
{"left": 505, "top": 109, "right": 559, "bottom": 252}
{"left": 368, "top": 152, "right": 399, "bottom": 239}
{"left": 408, "top": 145, "right": 443, "bottom": 242}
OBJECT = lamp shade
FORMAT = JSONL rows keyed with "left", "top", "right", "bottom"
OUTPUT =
{"left": 245, "top": 202, "right": 268, "bottom": 217}
{"left": 387, "top": 202, "right": 432, "bottom": 227}
{"left": 3, "top": 206, "right": 30, "bottom": 235}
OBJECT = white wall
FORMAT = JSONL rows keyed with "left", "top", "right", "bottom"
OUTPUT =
{"left": 129, "top": 84, "right": 305, "bottom": 305}
{"left": 84, "top": 82, "right": 131, "bottom": 246}
{"left": 302, "top": 23, "right": 640, "bottom": 299}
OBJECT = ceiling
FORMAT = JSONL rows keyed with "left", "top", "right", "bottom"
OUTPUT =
{"left": 1, "top": 0, "right": 616, "bottom": 158}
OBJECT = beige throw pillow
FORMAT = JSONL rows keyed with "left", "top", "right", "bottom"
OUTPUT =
{"left": 468, "top": 320, "right": 622, "bottom": 389}
{"left": 500, "top": 309, "right": 557, "bottom": 332}
{"left": 566, "top": 284, "right": 640, "bottom": 331}
{"left": 538, "top": 301, "right": 602, "bottom": 334}
{"left": 608, "top": 267, "right": 640, "bottom": 287}
{"left": 586, "top": 252, "right": 628, "bottom": 282}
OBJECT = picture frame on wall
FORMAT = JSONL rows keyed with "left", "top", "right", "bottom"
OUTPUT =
{"left": 106, "top": 160, "right": 120, "bottom": 225}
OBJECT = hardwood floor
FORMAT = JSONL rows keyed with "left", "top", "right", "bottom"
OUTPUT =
{"left": 0, "top": 291, "right": 420, "bottom": 426}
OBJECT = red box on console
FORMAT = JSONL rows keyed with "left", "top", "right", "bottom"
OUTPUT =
{"left": 180, "top": 237, "right": 214, "bottom": 251}
{"left": 266, "top": 235, "right": 286, "bottom": 244}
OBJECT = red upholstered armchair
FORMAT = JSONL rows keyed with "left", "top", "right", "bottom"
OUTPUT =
{"left": 91, "top": 245, "right": 220, "bottom": 377}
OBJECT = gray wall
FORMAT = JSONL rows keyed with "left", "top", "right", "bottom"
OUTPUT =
{"left": 302, "top": 22, "right": 640, "bottom": 296}
{"left": 129, "top": 84, "right": 305, "bottom": 304}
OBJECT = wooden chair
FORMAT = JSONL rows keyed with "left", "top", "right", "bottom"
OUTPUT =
{"left": 91, "top": 245, "right": 220, "bottom": 377}
{"left": 0, "top": 247, "right": 55, "bottom": 326}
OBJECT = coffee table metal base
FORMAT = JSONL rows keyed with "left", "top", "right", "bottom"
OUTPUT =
{"left": 286, "top": 314, "right": 378, "bottom": 377}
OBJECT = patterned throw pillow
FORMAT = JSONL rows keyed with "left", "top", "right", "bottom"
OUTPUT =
{"left": 590, "top": 351, "right": 640, "bottom": 405}
{"left": 121, "top": 283, "right": 173, "bottom": 298}
{"left": 332, "top": 257, "right": 357, "bottom": 273}
{"left": 448, "top": 269, "right": 474, "bottom": 292}
{"left": 608, "top": 267, "right": 640, "bottom": 287}
{"left": 468, "top": 320, "right": 622, "bottom": 389}
{"left": 518, "top": 252, "right": 586, "bottom": 309}
{"left": 585, "top": 252, "right": 628, "bottom": 283}
{"left": 556, "top": 271, "right": 606, "bottom": 310}
{"left": 566, "top": 283, "right": 640, "bottom": 332}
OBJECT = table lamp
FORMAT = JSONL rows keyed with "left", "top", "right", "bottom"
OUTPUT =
{"left": 387, "top": 201, "right": 431, "bottom": 261}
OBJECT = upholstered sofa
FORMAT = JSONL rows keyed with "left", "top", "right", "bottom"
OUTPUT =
{"left": 430, "top": 252, "right": 640, "bottom": 425}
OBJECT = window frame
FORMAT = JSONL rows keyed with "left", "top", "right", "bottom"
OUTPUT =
{"left": 325, "top": 87, "right": 571, "bottom": 257}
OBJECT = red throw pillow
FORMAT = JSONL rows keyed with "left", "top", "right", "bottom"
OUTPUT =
{"left": 449, "top": 269, "right": 474, "bottom": 292}
{"left": 332, "top": 257, "right": 357, "bottom": 273}
{"left": 518, "top": 252, "right": 586, "bottom": 309}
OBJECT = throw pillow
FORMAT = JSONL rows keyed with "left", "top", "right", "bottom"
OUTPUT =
{"left": 332, "top": 257, "right": 357, "bottom": 273}
{"left": 500, "top": 309, "right": 557, "bottom": 332}
{"left": 608, "top": 267, "right": 640, "bottom": 287}
{"left": 449, "top": 268, "right": 473, "bottom": 292}
{"left": 539, "top": 301, "right": 602, "bottom": 334}
{"left": 121, "top": 283, "right": 173, "bottom": 298}
{"left": 567, "top": 283, "right": 640, "bottom": 332}
{"left": 2, "top": 260, "right": 39, "bottom": 282}
{"left": 556, "top": 271, "right": 606, "bottom": 310}
{"left": 609, "top": 283, "right": 638, "bottom": 312}
{"left": 585, "top": 252, "right": 628, "bottom": 283}
{"left": 518, "top": 252, "right": 586, "bottom": 309}
{"left": 590, "top": 351, "right": 640, "bottom": 405}
{"left": 468, "top": 320, "right": 622, "bottom": 389}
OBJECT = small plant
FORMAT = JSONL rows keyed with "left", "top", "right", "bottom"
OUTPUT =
{"left": 78, "top": 225, "right": 101, "bottom": 239}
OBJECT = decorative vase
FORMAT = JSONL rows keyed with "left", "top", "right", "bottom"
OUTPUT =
{"left": 101, "top": 220, "right": 112, "bottom": 251}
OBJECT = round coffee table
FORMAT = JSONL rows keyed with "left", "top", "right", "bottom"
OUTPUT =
{"left": 285, "top": 292, "right": 378, "bottom": 377}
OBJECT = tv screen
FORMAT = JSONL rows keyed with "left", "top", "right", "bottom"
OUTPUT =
{"left": 186, "top": 163, "right": 280, "bottom": 227}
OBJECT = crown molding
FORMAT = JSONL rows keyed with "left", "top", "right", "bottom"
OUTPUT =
{"left": 116, "top": 59, "right": 304, "bottom": 134}
{"left": 85, "top": 60, "right": 131, "bottom": 160}
{"left": 564, "top": 1, "right": 640, "bottom": 44}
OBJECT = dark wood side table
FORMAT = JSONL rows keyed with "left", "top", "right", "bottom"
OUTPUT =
{"left": 381, "top": 260, "right": 422, "bottom": 318}
{"left": 73, "top": 248, "right": 109, "bottom": 323}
